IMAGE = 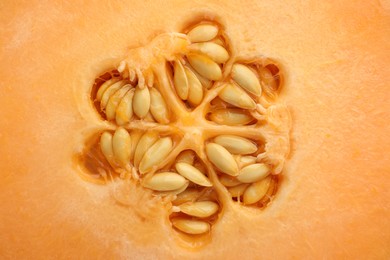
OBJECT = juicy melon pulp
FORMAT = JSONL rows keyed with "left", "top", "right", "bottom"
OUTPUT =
{"left": 0, "top": 0, "right": 389, "bottom": 259}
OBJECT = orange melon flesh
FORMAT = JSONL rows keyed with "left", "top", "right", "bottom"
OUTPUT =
{"left": 1, "top": 0, "right": 389, "bottom": 258}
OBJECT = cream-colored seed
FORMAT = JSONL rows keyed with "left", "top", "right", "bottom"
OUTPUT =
{"left": 96, "top": 78, "right": 120, "bottom": 101}
{"left": 187, "top": 24, "right": 218, "bottom": 42}
{"left": 129, "top": 131, "right": 143, "bottom": 161}
{"left": 133, "top": 132, "right": 159, "bottom": 167}
{"left": 185, "top": 67, "right": 203, "bottom": 106}
{"left": 106, "top": 85, "right": 131, "bottom": 120}
{"left": 258, "top": 177, "right": 277, "bottom": 205}
{"left": 228, "top": 183, "right": 249, "bottom": 198}
{"left": 219, "top": 174, "right": 241, "bottom": 187}
{"left": 157, "top": 181, "right": 190, "bottom": 197}
{"left": 142, "top": 172, "right": 187, "bottom": 191}
{"left": 116, "top": 88, "right": 135, "bottom": 125}
{"left": 176, "top": 150, "right": 196, "bottom": 165}
{"left": 219, "top": 83, "right": 256, "bottom": 109}
{"left": 239, "top": 156, "right": 258, "bottom": 167}
{"left": 173, "top": 60, "right": 189, "bottom": 100}
{"left": 179, "top": 201, "right": 219, "bottom": 218}
{"left": 187, "top": 53, "right": 222, "bottom": 81}
{"left": 112, "top": 128, "right": 131, "bottom": 167}
{"left": 189, "top": 42, "right": 229, "bottom": 63}
{"left": 173, "top": 188, "right": 199, "bottom": 205}
{"left": 100, "top": 132, "right": 115, "bottom": 166}
{"left": 237, "top": 163, "right": 271, "bottom": 183}
{"left": 139, "top": 137, "right": 173, "bottom": 174}
{"left": 171, "top": 218, "right": 210, "bottom": 235}
{"left": 206, "top": 143, "right": 238, "bottom": 176}
{"left": 187, "top": 64, "right": 213, "bottom": 89}
{"left": 150, "top": 88, "right": 169, "bottom": 124}
{"left": 133, "top": 86, "right": 150, "bottom": 118}
{"left": 209, "top": 109, "right": 254, "bottom": 125}
{"left": 100, "top": 80, "right": 127, "bottom": 110}
{"left": 243, "top": 176, "right": 272, "bottom": 205}
{"left": 232, "top": 64, "right": 262, "bottom": 96}
{"left": 176, "top": 162, "right": 212, "bottom": 187}
{"left": 214, "top": 135, "right": 257, "bottom": 155}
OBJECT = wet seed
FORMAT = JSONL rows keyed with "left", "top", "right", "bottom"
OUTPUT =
{"left": 171, "top": 218, "right": 210, "bottom": 235}
{"left": 106, "top": 85, "right": 131, "bottom": 120}
{"left": 142, "top": 172, "right": 187, "bottom": 191}
{"left": 133, "top": 132, "right": 159, "bottom": 167}
{"left": 176, "top": 162, "right": 212, "bottom": 187}
{"left": 219, "top": 83, "right": 256, "bottom": 109}
{"left": 187, "top": 53, "right": 222, "bottom": 81}
{"left": 150, "top": 88, "right": 169, "bottom": 124}
{"left": 209, "top": 109, "right": 254, "bottom": 125}
{"left": 100, "top": 80, "right": 127, "bottom": 110}
{"left": 112, "top": 128, "right": 131, "bottom": 168}
{"left": 237, "top": 163, "right": 270, "bottom": 183}
{"left": 214, "top": 135, "right": 257, "bottom": 155}
{"left": 173, "top": 60, "right": 189, "bottom": 100}
{"left": 243, "top": 176, "right": 272, "bottom": 205}
{"left": 139, "top": 137, "right": 173, "bottom": 174}
{"left": 116, "top": 88, "right": 135, "bottom": 125}
{"left": 185, "top": 67, "right": 204, "bottom": 106}
{"left": 96, "top": 78, "right": 120, "bottom": 101}
{"left": 179, "top": 201, "right": 219, "bottom": 218}
{"left": 206, "top": 143, "right": 238, "bottom": 176}
{"left": 232, "top": 64, "right": 261, "bottom": 96}
{"left": 187, "top": 24, "right": 219, "bottom": 42}
{"left": 189, "top": 42, "right": 229, "bottom": 63}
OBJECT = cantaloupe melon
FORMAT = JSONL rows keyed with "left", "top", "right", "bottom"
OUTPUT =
{"left": 1, "top": 0, "right": 389, "bottom": 259}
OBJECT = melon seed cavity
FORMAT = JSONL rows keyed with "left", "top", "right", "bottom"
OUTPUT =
{"left": 77, "top": 19, "right": 291, "bottom": 241}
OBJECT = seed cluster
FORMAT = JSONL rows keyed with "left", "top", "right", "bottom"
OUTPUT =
{"left": 172, "top": 23, "right": 228, "bottom": 107}
{"left": 80, "top": 20, "right": 291, "bottom": 237}
{"left": 96, "top": 77, "right": 170, "bottom": 125}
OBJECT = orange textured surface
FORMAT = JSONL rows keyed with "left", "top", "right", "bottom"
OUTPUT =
{"left": 0, "top": 0, "right": 389, "bottom": 258}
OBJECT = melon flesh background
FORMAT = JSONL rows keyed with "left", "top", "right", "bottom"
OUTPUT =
{"left": 0, "top": 0, "right": 389, "bottom": 259}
